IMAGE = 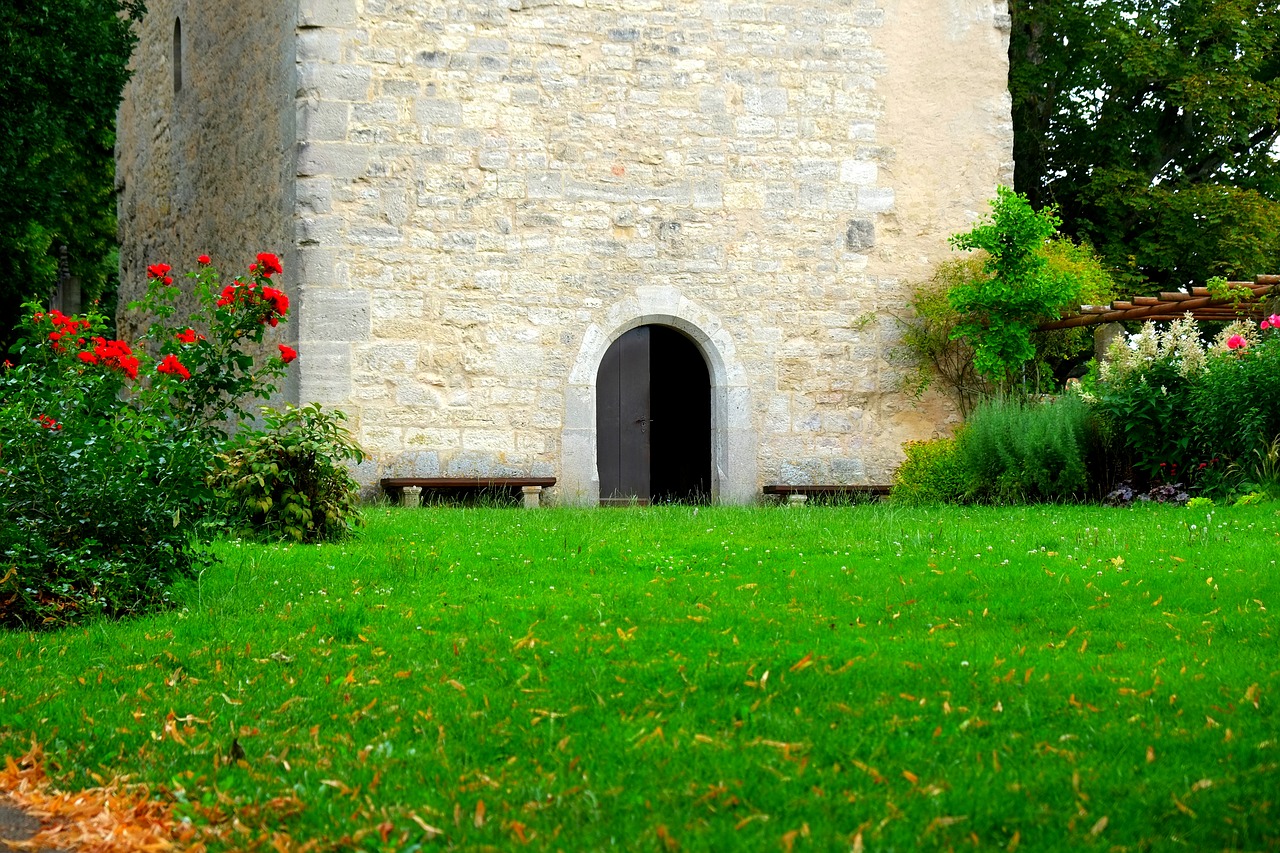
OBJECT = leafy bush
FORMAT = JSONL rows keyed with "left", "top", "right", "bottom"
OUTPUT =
{"left": 210, "top": 404, "right": 366, "bottom": 543}
{"left": 890, "top": 437, "right": 968, "bottom": 506}
{"left": 955, "top": 395, "right": 1096, "bottom": 503}
{"left": 0, "top": 254, "right": 294, "bottom": 628}
{"left": 948, "top": 188, "right": 1112, "bottom": 389}
{"left": 894, "top": 257, "right": 990, "bottom": 419}
{"left": 1090, "top": 314, "right": 1278, "bottom": 495}
{"left": 898, "top": 192, "right": 1113, "bottom": 407}
{"left": 1189, "top": 326, "right": 1280, "bottom": 465}
{"left": 1089, "top": 316, "right": 1205, "bottom": 485}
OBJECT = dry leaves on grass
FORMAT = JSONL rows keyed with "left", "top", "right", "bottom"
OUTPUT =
{"left": 0, "top": 742, "right": 198, "bottom": 853}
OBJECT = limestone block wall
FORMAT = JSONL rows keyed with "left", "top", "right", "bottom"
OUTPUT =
{"left": 292, "top": 0, "right": 1013, "bottom": 502}
{"left": 116, "top": 0, "right": 298, "bottom": 378}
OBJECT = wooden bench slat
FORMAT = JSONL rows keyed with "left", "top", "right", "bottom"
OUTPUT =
{"left": 381, "top": 477, "right": 556, "bottom": 490}
{"left": 763, "top": 484, "right": 890, "bottom": 496}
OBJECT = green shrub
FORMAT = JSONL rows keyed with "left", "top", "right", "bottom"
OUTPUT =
{"left": 1189, "top": 329, "right": 1280, "bottom": 464}
{"left": 955, "top": 395, "right": 1095, "bottom": 503}
{"left": 0, "top": 254, "right": 293, "bottom": 628}
{"left": 897, "top": 194, "right": 1113, "bottom": 409}
{"left": 891, "top": 437, "right": 968, "bottom": 506}
{"left": 894, "top": 257, "right": 990, "bottom": 419}
{"left": 210, "top": 404, "right": 366, "bottom": 543}
{"left": 948, "top": 188, "right": 1113, "bottom": 390}
{"left": 1090, "top": 315, "right": 1277, "bottom": 495}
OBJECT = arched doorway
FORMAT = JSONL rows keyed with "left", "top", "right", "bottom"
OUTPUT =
{"left": 596, "top": 325, "right": 711, "bottom": 504}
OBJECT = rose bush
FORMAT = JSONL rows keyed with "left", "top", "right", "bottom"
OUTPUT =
{"left": 0, "top": 253, "right": 299, "bottom": 628}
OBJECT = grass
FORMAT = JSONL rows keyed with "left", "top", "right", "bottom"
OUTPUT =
{"left": 2, "top": 503, "right": 1279, "bottom": 851}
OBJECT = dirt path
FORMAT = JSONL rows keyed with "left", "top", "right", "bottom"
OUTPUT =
{"left": 0, "top": 799, "right": 64, "bottom": 853}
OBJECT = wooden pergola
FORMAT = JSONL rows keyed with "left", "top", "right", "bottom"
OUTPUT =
{"left": 1038, "top": 274, "right": 1278, "bottom": 331}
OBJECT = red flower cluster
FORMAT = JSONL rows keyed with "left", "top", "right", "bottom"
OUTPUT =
{"left": 175, "top": 328, "right": 205, "bottom": 345}
{"left": 40, "top": 309, "right": 90, "bottom": 351}
{"left": 216, "top": 280, "right": 290, "bottom": 326}
{"left": 76, "top": 338, "right": 141, "bottom": 379}
{"left": 147, "top": 263, "right": 174, "bottom": 286}
{"left": 34, "top": 414, "right": 62, "bottom": 431}
{"left": 254, "top": 253, "right": 283, "bottom": 277}
{"left": 156, "top": 354, "right": 191, "bottom": 381}
{"left": 278, "top": 344, "right": 298, "bottom": 364}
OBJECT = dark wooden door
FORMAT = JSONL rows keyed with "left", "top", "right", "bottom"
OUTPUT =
{"left": 597, "top": 327, "right": 652, "bottom": 503}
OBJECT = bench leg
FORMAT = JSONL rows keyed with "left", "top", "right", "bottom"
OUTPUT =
{"left": 402, "top": 485, "right": 423, "bottom": 508}
{"left": 787, "top": 494, "right": 808, "bottom": 508}
{"left": 522, "top": 485, "right": 542, "bottom": 509}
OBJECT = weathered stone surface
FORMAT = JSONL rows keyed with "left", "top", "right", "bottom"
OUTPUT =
{"left": 118, "top": 0, "right": 1012, "bottom": 502}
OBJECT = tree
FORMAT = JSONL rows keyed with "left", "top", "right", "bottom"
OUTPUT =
{"left": 0, "top": 1, "right": 145, "bottom": 338}
{"left": 948, "top": 187, "right": 1099, "bottom": 389}
{"left": 1010, "top": 0, "right": 1280, "bottom": 291}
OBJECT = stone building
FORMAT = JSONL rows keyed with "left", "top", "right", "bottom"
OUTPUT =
{"left": 116, "top": 0, "right": 1014, "bottom": 504}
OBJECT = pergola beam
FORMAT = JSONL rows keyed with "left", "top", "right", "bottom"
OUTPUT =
{"left": 1037, "top": 276, "right": 1276, "bottom": 331}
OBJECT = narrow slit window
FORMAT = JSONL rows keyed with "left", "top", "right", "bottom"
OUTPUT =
{"left": 173, "top": 18, "right": 183, "bottom": 94}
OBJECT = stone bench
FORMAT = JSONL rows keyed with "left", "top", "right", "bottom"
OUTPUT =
{"left": 763, "top": 484, "right": 891, "bottom": 506}
{"left": 380, "top": 477, "right": 557, "bottom": 509}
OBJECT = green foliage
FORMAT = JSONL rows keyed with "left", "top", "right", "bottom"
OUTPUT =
{"left": 1089, "top": 315, "right": 1280, "bottom": 497}
{"left": 947, "top": 188, "right": 1102, "bottom": 388}
{"left": 954, "top": 395, "right": 1096, "bottom": 503}
{"left": 0, "top": 254, "right": 293, "bottom": 628}
{"left": 893, "top": 256, "right": 990, "bottom": 418}
{"left": 889, "top": 437, "right": 968, "bottom": 506}
{"left": 211, "top": 405, "right": 366, "bottom": 544}
{"left": 1205, "top": 275, "right": 1256, "bottom": 309}
{"left": 0, "top": 1, "right": 145, "bottom": 337}
{"left": 1010, "top": 0, "right": 1280, "bottom": 290}
{"left": 1189, "top": 331, "right": 1280, "bottom": 465}
{"left": 1092, "top": 353, "right": 1197, "bottom": 486}
{"left": 898, "top": 232, "right": 1114, "bottom": 407}
{"left": 0, "top": 307, "right": 208, "bottom": 626}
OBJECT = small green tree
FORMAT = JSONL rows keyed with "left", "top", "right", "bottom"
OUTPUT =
{"left": 947, "top": 188, "right": 1092, "bottom": 389}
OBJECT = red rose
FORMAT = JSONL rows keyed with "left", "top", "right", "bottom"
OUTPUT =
{"left": 176, "top": 328, "right": 199, "bottom": 344}
{"left": 198, "top": 254, "right": 211, "bottom": 265}
{"left": 256, "top": 253, "right": 283, "bottom": 276}
{"left": 157, "top": 354, "right": 191, "bottom": 381}
{"left": 78, "top": 351, "right": 99, "bottom": 365}
{"left": 278, "top": 344, "right": 298, "bottom": 364}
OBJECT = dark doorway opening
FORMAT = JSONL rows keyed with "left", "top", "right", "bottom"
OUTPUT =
{"left": 596, "top": 325, "right": 711, "bottom": 504}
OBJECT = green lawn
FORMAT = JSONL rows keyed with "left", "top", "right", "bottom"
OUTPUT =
{"left": 2, "top": 504, "right": 1278, "bottom": 851}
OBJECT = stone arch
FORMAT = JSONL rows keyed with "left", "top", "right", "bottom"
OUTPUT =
{"left": 560, "top": 286, "right": 756, "bottom": 505}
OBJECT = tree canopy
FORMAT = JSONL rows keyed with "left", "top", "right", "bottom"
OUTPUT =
{"left": 1010, "top": 0, "right": 1280, "bottom": 291}
{"left": 0, "top": 0, "right": 144, "bottom": 334}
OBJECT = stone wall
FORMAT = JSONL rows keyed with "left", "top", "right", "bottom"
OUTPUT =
{"left": 116, "top": 0, "right": 298, "bottom": 392}
{"left": 292, "top": 0, "right": 1014, "bottom": 502}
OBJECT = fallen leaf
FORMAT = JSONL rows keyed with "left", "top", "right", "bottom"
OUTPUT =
{"left": 474, "top": 799, "right": 486, "bottom": 828}
{"left": 789, "top": 653, "right": 814, "bottom": 673}
{"left": 1090, "top": 816, "right": 1108, "bottom": 836}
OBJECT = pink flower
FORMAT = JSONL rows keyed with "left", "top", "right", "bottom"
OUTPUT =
{"left": 1269, "top": 314, "right": 1280, "bottom": 328}
{"left": 1227, "top": 334, "right": 1246, "bottom": 350}
{"left": 1265, "top": 320, "right": 1273, "bottom": 330}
